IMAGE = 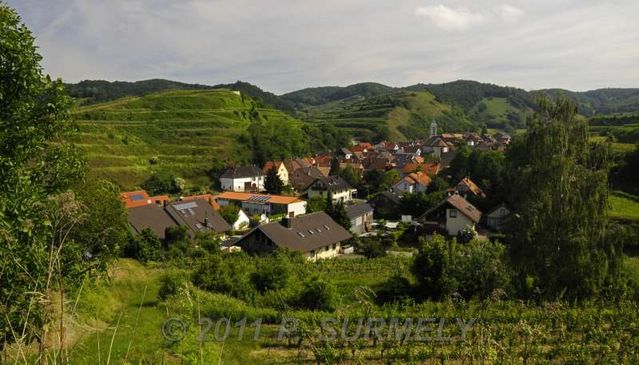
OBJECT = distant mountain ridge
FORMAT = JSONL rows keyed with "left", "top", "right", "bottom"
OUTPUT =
{"left": 65, "top": 79, "right": 639, "bottom": 131}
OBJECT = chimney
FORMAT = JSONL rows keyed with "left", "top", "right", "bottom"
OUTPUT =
{"left": 281, "top": 217, "right": 293, "bottom": 228}
{"left": 204, "top": 211, "right": 209, "bottom": 227}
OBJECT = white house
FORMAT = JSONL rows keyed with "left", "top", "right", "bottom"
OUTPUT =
{"left": 262, "top": 161, "right": 290, "bottom": 185}
{"left": 485, "top": 204, "right": 511, "bottom": 231}
{"left": 232, "top": 209, "right": 251, "bottom": 231}
{"left": 215, "top": 192, "right": 306, "bottom": 218}
{"left": 418, "top": 194, "right": 482, "bottom": 236}
{"left": 392, "top": 172, "right": 431, "bottom": 194}
{"left": 219, "top": 166, "right": 265, "bottom": 192}
{"left": 305, "top": 176, "right": 357, "bottom": 204}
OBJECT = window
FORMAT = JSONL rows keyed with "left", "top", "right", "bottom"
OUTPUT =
{"left": 332, "top": 244, "right": 336, "bottom": 250}
{"left": 449, "top": 209, "right": 457, "bottom": 218}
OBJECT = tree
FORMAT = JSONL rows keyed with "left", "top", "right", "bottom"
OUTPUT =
{"left": 264, "top": 166, "right": 284, "bottom": 194}
{"left": 142, "top": 171, "right": 183, "bottom": 195}
{"left": 326, "top": 199, "right": 351, "bottom": 231}
{"left": 296, "top": 277, "right": 337, "bottom": 311}
{"left": 0, "top": 4, "right": 95, "bottom": 352}
{"left": 508, "top": 96, "right": 623, "bottom": 299}
{"left": 329, "top": 157, "right": 340, "bottom": 176}
{"left": 305, "top": 196, "right": 327, "bottom": 213}
{"left": 219, "top": 204, "right": 240, "bottom": 225}
{"left": 341, "top": 165, "right": 362, "bottom": 188}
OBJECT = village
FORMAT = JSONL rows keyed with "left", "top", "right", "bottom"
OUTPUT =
{"left": 122, "top": 121, "right": 514, "bottom": 260}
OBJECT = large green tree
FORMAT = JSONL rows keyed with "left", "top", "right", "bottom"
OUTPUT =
{"left": 264, "top": 166, "right": 284, "bottom": 194}
{"left": 508, "top": 96, "right": 623, "bottom": 299}
{"left": 0, "top": 4, "right": 122, "bottom": 353}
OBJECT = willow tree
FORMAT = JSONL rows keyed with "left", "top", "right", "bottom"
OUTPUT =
{"left": 508, "top": 96, "right": 623, "bottom": 299}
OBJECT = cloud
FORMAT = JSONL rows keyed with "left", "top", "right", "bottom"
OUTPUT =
{"left": 415, "top": 4, "right": 524, "bottom": 31}
{"left": 5, "top": 0, "right": 639, "bottom": 92}
{"left": 414, "top": 5, "right": 485, "bottom": 31}
{"left": 496, "top": 4, "right": 524, "bottom": 24}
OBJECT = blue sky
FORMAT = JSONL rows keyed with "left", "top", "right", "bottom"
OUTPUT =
{"left": 8, "top": 0, "right": 639, "bottom": 93}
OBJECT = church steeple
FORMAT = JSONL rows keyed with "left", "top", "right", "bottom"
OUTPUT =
{"left": 430, "top": 120, "right": 438, "bottom": 138}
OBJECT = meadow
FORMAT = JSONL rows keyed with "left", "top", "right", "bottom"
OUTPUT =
{"left": 10, "top": 255, "right": 638, "bottom": 364}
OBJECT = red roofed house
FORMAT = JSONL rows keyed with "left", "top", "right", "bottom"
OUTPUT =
{"left": 263, "top": 160, "right": 290, "bottom": 185}
{"left": 418, "top": 194, "right": 482, "bottom": 236}
{"left": 392, "top": 171, "right": 431, "bottom": 194}
{"left": 454, "top": 177, "right": 486, "bottom": 198}
{"left": 120, "top": 190, "right": 169, "bottom": 209}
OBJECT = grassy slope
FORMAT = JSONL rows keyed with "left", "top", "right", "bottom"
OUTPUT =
{"left": 70, "top": 89, "right": 302, "bottom": 190}
{"left": 610, "top": 192, "right": 639, "bottom": 222}
{"left": 58, "top": 255, "right": 639, "bottom": 364}
{"left": 297, "top": 90, "right": 476, "bottom": 141}
{"left": 469, "top": 97, "right": 530, "bottom": 129}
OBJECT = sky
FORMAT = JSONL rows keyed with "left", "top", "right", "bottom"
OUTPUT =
{"left": 7, "top": 0, "right": 639, "bottom": 94}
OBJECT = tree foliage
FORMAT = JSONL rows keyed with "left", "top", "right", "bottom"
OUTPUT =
{"left": 264, "top": 167, "right": 284, "bottom": 194}
{"left": 508, "top": 96, "right": 623, "bottom": 299}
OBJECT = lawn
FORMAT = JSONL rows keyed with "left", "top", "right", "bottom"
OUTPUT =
{"left": 609, "top": 192, "right": 639, "bottom": 222}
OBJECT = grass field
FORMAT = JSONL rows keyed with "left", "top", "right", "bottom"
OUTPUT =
{"left": 469, "top": 97, "right": 529, "bottom": 130}
{"left": 610, "top": 192, "right": 639, "bottom": 222}
{"left": 11, "top": 254, "right": 635, "bottom": 364}
{"left": 70, "top": 89, "right": 303, "bottom": 190}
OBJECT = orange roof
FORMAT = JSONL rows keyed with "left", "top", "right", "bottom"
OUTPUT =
{"left": 422, "top": 162, "right": 440, "bottom": 176}
{"left": 215, "top": 192, "right": 304, "bottom": 205}
{"left": 262, "top": 161, "right": 283, "bottom": 173}
{"left": 405, "top": 172, "right": 431, "bottom": 186}
{"left": 402, "top": 163, "right": 421, "bottom": 174}
{"left": 120, "top": 190, "right": 170, "bottom": 208}
{"left": 182, "top": 194, "right": 221, "bottom": 210}
{"left": 456, "top": 177, "right": 485, "bottom": 197}
{"left": 414, "top": 156, "right": 425, "bottom": 164}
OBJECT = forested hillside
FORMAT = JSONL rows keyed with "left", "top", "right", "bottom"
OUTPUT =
{"left": 70, "top": 89, "right": 348, "bottom": 190}
{"left": 293, "top": 90, "right": 476, "bottom": 141}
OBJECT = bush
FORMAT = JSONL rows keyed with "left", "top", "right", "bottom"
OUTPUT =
{"left": 191, "top": 253, "right": 256, "bottom": 300}
{"left": 412, "top": 235, "right": 511, "bottom": 300}
{"left": 251, "top": 255, "right": 290, "bottom": 293}
{"left": 296, "top": 277, "right": 337, "bottom": 311}
{"left": 356, "top": 237, "right": 387, "bottom": 258}
{"left": 124, "top": 228, "right": 164, "bottom": 263}
{"left": 159, "top": 270, "right": 189, "bottom": 301}
{"left": 375, "top": 274, "right": 413, "bottom": 304}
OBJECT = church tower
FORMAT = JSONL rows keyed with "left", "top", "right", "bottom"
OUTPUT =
{"left": 429, "top": 120, "right": 438, "bottom": 138}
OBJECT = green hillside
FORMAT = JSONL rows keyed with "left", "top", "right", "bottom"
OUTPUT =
{"left": 70, "top": 89, "right": 310, "bottom": 190}
{"left": 295, "top": 90, "right": 477, "bottom": 141}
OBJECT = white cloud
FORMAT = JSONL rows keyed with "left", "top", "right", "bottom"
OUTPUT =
{"left": 6, "top": 0, "right": 639, "bottom": 92}
{"left": 415, "top": 5, "right": 485, "bottom": 31}
{"left": 496, "top": 4, "right": 524, "bottom": 24}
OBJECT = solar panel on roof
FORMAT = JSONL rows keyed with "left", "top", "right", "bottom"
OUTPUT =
{"left": 174, "top": 202, "right": 197, "bottom": 211}
{"left": 131, "top": 194, "right": 145, "bottom": 201}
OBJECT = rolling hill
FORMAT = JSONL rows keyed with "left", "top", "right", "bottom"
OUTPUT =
{"left": 292, "top": 89, "right": 476, "bottom": 141}
{"left": 69, "top": 89, "right": 314, "bottom": 190}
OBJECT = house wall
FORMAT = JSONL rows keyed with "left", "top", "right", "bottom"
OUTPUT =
{"left": 305, "top": 242, "right": 341, "bottom": 261}
{"left": 287, "top": 201, "right": 307, "bottom": 217}
{"left": 220, "top": 176, "right": 264, "bottom": 192}
{"left": 277, "top": 164, "right": 290, "bottom": 185}
{"left": 349, "top": 212, "right": 373, "bottom": 234}
{"left": 233, "top": 209, "right": 251, "bottom": 231}
{"left": 486, "top": 207, "right": 510, "bottom": 230}
{"left": 445, "top": 208, "right": 475, "bottom": 235}
{"left": 308, "top": 188, "right": 356, "bottom": 204}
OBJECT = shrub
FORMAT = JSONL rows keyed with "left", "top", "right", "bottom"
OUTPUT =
{"left": 159, "top": 270, "right": 189, "bottom": 301}
{"left": 412, "top": 235, "right": 511, "bottom": 300}
{"left": 296, "top": 277, "right": 337, "bottom": 311}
